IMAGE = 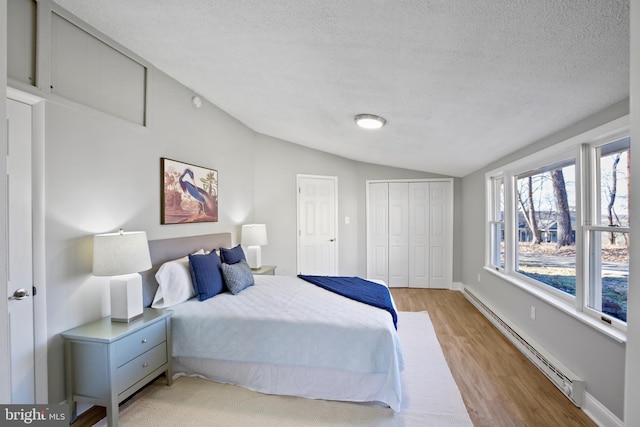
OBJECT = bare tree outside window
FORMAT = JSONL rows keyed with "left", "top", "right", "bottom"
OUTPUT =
{"left": 551, "top": 169, "right": 573, "bottom": 247}
{"left": 517, "top": 176, "right": 542, "bottom": 244}
{"left": 587, "top": 140, "right": 630, "bottom": 322}
{"left": 516, "top": 161, "right": 576, "bottom": 297}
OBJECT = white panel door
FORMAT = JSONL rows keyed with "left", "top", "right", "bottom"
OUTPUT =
{"left": 367, "top": 182, "right": 389, "bottom": 282}
{"left": 297, "top": 175, "right": 338, "bottom": 275}
{"left": 409, "top": 182, "right": 429, "bottom": 288}
{"left": 388, "top": 183, "right": 409, "bottom": 287}
{"left": 7, "top": 99, "right": 35, "bottom": 403}
{"left": 429, "top": 181, "right": 452, "bottom": 288}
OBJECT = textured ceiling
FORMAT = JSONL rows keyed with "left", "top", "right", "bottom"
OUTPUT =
{"left": 52, "top": 0, "right": 629, "bottom": 177}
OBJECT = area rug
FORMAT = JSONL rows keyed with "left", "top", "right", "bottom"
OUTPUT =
{"left": 95, "top": 311, "right": 473, "bottom": 426}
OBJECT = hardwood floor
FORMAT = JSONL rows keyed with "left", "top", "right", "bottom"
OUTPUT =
{"left": 70, "top": 405, "right": 106, "bottom": 427}
{"left": 72, "top": 288, "right": 596, "bottom": 426}
{"left": 391, "top": 288, "right": 596, "bottom": 427}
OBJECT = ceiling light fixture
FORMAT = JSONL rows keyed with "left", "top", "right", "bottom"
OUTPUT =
{"left": 354, "top": 114, "right": 386, "bottom": 130}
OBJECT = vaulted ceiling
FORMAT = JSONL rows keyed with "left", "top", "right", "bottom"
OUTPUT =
{"left": 52, "top": 0, "right": 629, "bottom": 177}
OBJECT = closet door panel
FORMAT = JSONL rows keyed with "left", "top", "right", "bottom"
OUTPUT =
{"left": 388, "top": 183, "right": 408, "bottom": 287}
{"left": 431, "top": 246, "right": 445, "bottom": 280}
{"left": 409, "top": 182, "right": 429, "bottom": 287}
{"left": 429, "top": 181, "right": 451, "bottom": 288}
{"left": 367, "top": 183, "right": 389, "bottom": 283}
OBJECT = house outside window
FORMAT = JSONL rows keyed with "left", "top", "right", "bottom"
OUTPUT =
{"left": 486, "top": 124, "right": 630, "bottom": 333}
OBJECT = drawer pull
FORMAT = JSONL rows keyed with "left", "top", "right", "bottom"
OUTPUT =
{"left": 141, "top": 339, "right": 148, "bottom": 344}
{"left": 142, "top": 363, "right": 149, "bottom": 368}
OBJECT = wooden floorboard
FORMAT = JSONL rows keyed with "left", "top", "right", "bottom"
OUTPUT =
{"left": 72, "top": 288, "right": 597, "bottom": 426}
{"left": 390, "top": 288, "right": 596, "bottom": 427}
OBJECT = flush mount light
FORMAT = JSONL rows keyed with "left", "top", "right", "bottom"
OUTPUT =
{"left": 354, "top": 114, "right": 386, "bottom": 129}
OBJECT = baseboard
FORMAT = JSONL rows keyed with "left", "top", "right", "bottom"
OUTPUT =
{"left": 451, "top": 281, "right": 464, "bottom": 291}
{"left": 582, "top": 392, "right": 624, "bottom": 427}
{"left": 460, "top": 283, "right": 623, "bottom": 427}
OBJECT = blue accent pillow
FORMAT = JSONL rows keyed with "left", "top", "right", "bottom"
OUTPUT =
{"left": 221, "top": 260, "right": 255, "bottom": 295}
{"left": 220, "top": 244, "right": 246, "bottom": 264}
{"left": 189, "top": 251, "right": 224, "bottom": 301}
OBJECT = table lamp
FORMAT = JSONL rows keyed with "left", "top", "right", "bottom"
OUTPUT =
{"left": 93, "top": 230, "right": 152, "bottom": 322}
{"left": 241, "top": 224, "right": 268, "bottom": 269}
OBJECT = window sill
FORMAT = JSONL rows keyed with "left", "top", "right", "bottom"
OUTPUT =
{"left": 484, "top": 266, "right": 627, "bottom": 344}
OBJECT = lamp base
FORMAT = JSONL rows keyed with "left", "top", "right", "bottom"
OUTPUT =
{"left": 246, "top": 245, "right": 262, "bottom": 269}
{"left": 110, "top": 273, "right": 144, "bottom": 323}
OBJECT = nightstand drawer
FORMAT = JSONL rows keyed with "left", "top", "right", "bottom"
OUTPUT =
{"left": 114, "top": 320, "right": 166, "bottom": 367}
{"left": 116, "top": 343, "right": 167, "bottom": 394}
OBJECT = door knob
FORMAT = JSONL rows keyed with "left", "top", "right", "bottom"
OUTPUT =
{"left": 8, "top": 288, "right": 30, "bottom": 300}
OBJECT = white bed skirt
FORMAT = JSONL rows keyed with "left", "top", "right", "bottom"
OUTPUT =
{"left": 173, "top": 356, "right": 401, "bottom": 411}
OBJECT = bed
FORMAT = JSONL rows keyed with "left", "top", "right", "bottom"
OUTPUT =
{"left": 141, "top": 233, "right": 405, "bottom": 410}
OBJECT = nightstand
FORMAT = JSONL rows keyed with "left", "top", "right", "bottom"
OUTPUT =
{"left": 61, "top": 308, "right": 173, "bottom": 427}
{"left": 251, "top": 265, "right": 277, "bottom": 275}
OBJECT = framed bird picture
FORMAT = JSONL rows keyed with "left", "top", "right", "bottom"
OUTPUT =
{"left": 161, "top": 158, "right": 218, "bottom": 224}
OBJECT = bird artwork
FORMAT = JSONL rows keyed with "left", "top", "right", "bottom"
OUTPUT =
{"left": 161, "top": 159, "right": 218, "bottom": 224}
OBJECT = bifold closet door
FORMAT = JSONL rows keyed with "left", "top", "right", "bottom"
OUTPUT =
{"left": 367, "top": 179, "right": 452, "bottom": 289}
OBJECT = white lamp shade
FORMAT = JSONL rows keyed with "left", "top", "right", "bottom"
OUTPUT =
{"left": 241, "top": 224, "right": 268, "bottom": 247}
{"left": 93, "top": 230, "right": 151, "bottom": 323}
{"left": 93, "top": 231, "right": 152, "bottom": 276}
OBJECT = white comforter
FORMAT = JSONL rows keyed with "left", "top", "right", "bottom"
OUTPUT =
{"left": 170, "top": 275, "right": 404, "bottom": 406}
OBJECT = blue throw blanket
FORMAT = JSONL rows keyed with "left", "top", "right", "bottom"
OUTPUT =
{"left": 297, "top": 275, "right": 398, "bottom": 329}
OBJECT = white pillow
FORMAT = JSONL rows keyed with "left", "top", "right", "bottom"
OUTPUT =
{"left": 151, "top": 249, "right": 204, "bottom": 308}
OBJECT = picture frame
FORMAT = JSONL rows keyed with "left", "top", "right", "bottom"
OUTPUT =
{"left": 161, "top": 158, "right": 218, "bottom": 224}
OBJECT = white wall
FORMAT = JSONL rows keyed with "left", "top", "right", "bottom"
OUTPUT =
{"left": 461, "top": 100, "right": 629, "bottom": 420}
{"left": 624, "top": 0, "right": 639, "bottom": 424}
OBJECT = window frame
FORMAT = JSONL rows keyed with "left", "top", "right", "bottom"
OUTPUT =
{"left": 485, "top": 117, "right": 630, "bottom": 340}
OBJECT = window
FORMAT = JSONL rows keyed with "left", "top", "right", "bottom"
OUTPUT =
{"left": 487, "top": 131, "right": 630, "bottom": 332}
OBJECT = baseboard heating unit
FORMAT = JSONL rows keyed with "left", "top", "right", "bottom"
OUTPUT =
{"left": 464, "top": 288, "right": 586, "bottom": 407}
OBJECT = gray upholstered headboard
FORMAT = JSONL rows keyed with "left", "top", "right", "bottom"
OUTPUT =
{"left": 141, "top": 232, "right": 232, "bottom": 307}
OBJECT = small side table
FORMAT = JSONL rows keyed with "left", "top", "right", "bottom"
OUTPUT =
{"left": 61, "top": 308, "right": 173, "bottom": 427}
{"left": 252, "top": 265, "right": 277, "bottom": 275}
